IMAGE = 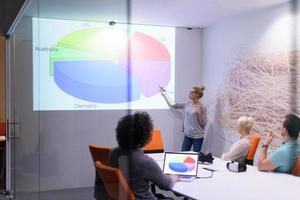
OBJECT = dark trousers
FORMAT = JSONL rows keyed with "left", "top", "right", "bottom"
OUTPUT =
{"left": 181, "top": 136, "right": 203, "bottom": 152}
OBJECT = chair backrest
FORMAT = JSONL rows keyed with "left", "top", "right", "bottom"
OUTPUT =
{"left": 89, "top": 144, "right": 113, "bottom": 199}
{"left": 89, "top": 144, "right": 112, "bottom": 166}
{"left": 143, "top": 129, "right": 164, "bottom": 153}
{"left": 95, "top": 161, "right": 135, "bottom": 200}
{"left": 0, "top": 122, "right": 5, "bottom": 137}
{"left": 291, "top": 155, "right": 300, "bottom": 176}
{"left": 245, "top": 134, "right": 261, "bottom": 165}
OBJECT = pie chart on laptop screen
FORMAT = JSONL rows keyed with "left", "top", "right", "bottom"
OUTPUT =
{"left": 169, "top": 156, "right": 196, "bottom": 173}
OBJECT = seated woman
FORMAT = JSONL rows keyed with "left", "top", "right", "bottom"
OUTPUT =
{"left": 109, "top": 112, "right": 178, "bottom": 200}
{"left": 221, "top": 116, "right": 254, "bottom": 161}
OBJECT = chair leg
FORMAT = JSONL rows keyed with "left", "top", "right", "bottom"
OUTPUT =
{"left": 151, "top": 183, "right": 156, "bottom": 194}
{"left": 245, "top": 159, "right": 253, "bottom": 166}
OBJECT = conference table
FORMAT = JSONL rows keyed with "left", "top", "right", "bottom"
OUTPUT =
{"left": 148, "top": 153, "right": 300, "bottom": 200}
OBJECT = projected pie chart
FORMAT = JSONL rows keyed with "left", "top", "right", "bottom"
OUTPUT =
{"left": 49, "top": 27, "right": 171, "bottom": 103}
{"left": 169, "top": 156, "right": 196, "bottom": 173}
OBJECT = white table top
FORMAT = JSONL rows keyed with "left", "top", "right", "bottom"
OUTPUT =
{"left": 147, "top": 153, "right": 300, "bottom": 200}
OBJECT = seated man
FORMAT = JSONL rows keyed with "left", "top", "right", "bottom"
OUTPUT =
{"left": 257, "top": 114, "right": 300, "bottom": 173}
{"left": 109, "top": 111, "right": 178, "bottom": 200}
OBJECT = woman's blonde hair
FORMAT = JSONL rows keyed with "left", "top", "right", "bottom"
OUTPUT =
{"left": 193, "top": 85, "right": 205, "bottom": 98}
{"left": 237, "top": 116, "right": 254, "bottom": 132}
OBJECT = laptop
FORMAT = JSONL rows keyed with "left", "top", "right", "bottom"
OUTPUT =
{"left": 162, "top": 152, "right": 199, "bottom": 181}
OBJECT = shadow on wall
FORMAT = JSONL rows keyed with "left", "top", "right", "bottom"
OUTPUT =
{"left": 16, "top": 132, "right": 59, "bottom": 192}
{"left": 172, "top": 109, "right": 184, "bottom": 151}
{"left": 203, "top": 99, "right": 226, "bottom": 157}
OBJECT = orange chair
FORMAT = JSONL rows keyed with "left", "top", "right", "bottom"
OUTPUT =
{"left": 0, "top": 122, "right": 5, "bottom": 189}
{"left": 291, "top": 155, "right": 300, "bottom": 176}
{"left": 0, "top": 122, "right": 5, "bottom": 137}
{"left": 89, "top": 145, "right": 112, "bottom": 200}
{"left": 143, "top": 129, "right": 164, "bottom": 153}
{"left": 89, "top": 145, "right": 111, "bottom": 166}
{"left": 245, "top": 134, "right": 261, "bottom": 165}
{"left": 95, "top": 161, "right": 135, "bottom": 200}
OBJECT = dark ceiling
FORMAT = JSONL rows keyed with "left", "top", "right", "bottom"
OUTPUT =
{"left": 0, "top": 0, "right": 25, "bottom": 36}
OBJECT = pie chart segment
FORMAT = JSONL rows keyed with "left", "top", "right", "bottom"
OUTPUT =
{"left": 119, "top": 60, "right": 171, "bottom": 97}
{"left": 56, "top": 27, "right": 127, "bottom": 59}
{"left": 168, "top": 156, "right": 196, "bottom": 173}
{"left": 169, "top": 163, "right": 188, "bottom": 172}
{"left": 120, "top": 32, "right": 170, "bottom": 60}
{"left": 49, "top": 45, "right": 101, "bottom": 76}
{"left": 50, "top": 28, "right": 126, "bottom": 75}
{"left": 54, "top": 60, "right": 141, "bottom": 103}
{"left": 119, "top": 32, "right": 171, "bottom": 97}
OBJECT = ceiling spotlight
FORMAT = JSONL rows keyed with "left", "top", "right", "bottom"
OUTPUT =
{"left": 109, "top": 21, "right": 116, "bottom": 26}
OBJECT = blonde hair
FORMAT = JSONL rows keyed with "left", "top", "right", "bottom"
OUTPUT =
{"left": 193, "top": 85, "right": 205, "bottom": 98}
{"left": 237, "top": 116, "right": 254, "bottom": 132}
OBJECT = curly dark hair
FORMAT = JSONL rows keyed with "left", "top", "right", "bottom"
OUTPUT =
{"left": 116, "top": 112, "right": 154, "bottom": 149}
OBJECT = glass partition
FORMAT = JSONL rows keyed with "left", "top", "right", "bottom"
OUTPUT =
{"left": 8, "top": 1, "right": 40, "bottom": 198}
{"left": 7, "top": 0, "right": 299, "bottom": 199}
{"left": 8, "top": 0, "right": 130, "bottom": 199}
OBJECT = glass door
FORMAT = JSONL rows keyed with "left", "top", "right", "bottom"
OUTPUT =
{"left": 6, "top": 0, "right": 130, "bottom": 199}
{"left": 7, "top": 26, "right": 41, "bottom": 200}
{"left": 6, "top": 0, "right": 40, "bottom": 199}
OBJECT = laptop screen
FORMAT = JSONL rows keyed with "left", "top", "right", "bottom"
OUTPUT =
{"left": 162, "top": 152, "right": 199, "bottom": 176}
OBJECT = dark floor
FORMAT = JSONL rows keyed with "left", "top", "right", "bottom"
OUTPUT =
{"left": 0, "top": 187, "right": 94, "bottom": 200}
{"left": 0, "top": 186, "right": 186, "bottom": 200}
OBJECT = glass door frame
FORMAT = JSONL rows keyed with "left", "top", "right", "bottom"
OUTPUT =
{"left": 5, "top": 1, "right": 33, "bottom": 198}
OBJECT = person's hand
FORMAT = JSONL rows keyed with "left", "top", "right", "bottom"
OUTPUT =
{"left": 194, "top": 104, "right": 203, "bottom": 114}
{"left": 159, "top": 85, "right": 166, "bottom": 95}
{"left": 264, "top": 131, "right": 275, "bottom": 145}
{"left": 170, "top": 174, "right": 179, "bottom": 183}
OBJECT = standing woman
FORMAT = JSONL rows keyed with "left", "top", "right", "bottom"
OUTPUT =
{"left": 161, "top": 85, "right": 207, "bottom": 152}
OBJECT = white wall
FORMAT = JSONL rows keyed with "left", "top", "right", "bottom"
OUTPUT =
{"left": 12, "top": 22, "right": 202, "bottom": 191}
{"left": 201, "top": 2, "right": 300, "bottom": 159}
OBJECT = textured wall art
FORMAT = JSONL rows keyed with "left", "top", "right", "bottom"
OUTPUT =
{"left": 215, "top": 48, "right": 300, "bottom": 150}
